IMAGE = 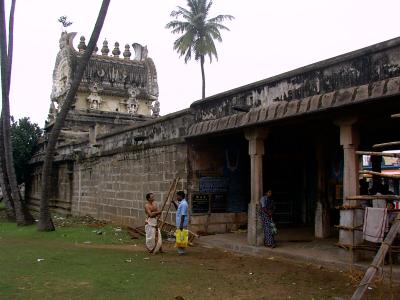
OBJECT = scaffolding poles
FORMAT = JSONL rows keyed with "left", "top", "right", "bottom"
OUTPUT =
{"left": 351, "top": 215, "right": 400, "bottom": 300}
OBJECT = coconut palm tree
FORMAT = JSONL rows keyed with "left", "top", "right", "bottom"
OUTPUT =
{"left": 166, "top": 0, "right": 233, "bottom": 99}
{"left": 38, "top": 0, "right": 110, "bottom": 231}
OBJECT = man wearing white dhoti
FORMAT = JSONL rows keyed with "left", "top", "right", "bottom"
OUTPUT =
{"left": 144, "top": 193, "right": 162, "bottom": 253}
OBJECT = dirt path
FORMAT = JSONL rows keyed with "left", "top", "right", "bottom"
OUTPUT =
{"left": 74, "top": 240, "right": 400, "bottom": 299}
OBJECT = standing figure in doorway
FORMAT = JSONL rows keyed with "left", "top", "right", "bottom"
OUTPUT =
{"left": 260, "top": 190, "right": 276, "bottom": 248}
{"left": 172, "top": 191, "right": 189, "bottom": 255}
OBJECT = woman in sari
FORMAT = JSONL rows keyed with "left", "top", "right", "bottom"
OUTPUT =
{"left": 260, "top": 190, "right": 276, "bottom": 248}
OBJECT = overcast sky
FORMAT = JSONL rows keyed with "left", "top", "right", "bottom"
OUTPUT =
{"left": 3, "top": 0, "right": 400, "bottom": 126}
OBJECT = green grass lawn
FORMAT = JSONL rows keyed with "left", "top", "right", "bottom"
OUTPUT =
{"left": 0, "top": 220, "right": 188, "bottom": 300}
{"left": 1, "top": 209, "right": 399, "bottom": 300}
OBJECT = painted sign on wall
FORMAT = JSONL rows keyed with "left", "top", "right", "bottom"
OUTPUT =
{"left": 199, "top": 177, "right": 229, "bottom": 193}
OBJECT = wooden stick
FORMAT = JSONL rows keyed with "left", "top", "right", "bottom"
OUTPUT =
{"left": 359, "top": 170, "right": 400, "bottom": 179}
{"left": 373, "top": 141, "right": 400, "bottom": 149}
{"left": 336, "top": 205, "right": 365, "bottom": 210}
{"left": 356, "top": 151, "right": 400, "bottom": 158}
{"left": 351, "top": 216, "right": 400, "bottom": 300}
{"left": 159, "top": 177, "right": 180, "bottom": 231}
{"left": 347, "top": 195, "right": 400, "bottom": 201}
{"left": 334, "top": 225, "right": 363, "bottom": 231}
{"left": 157, "top": 178, "right": 177, "bottom": 221}
{"left": 391, "top": 113, "right": 400, "bottom": 118}
{"left": 336, "top": 242, "right": 400, "bottom": 252}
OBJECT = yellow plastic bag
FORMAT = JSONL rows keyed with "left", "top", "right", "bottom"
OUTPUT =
{"left": 175, "top": 229, "right": 189, "bottom": 248}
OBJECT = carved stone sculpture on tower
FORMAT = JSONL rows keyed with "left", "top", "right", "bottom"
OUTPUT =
{"left": 50, "top": 32, "right": 75, "bottom": 107}
{"left": 132, "top": 43, "right": 148, "bottom": 61}
{"left": 87, "top": 82, "right": 104, "bottom": 110}
{"left": 152, "top": 100, "right": 160, "bottom": 117}
{"left": 47, "top": 101, "right": 58, "bottom": 122}
{"left": 126, "top": 86, "right": 140, "bottom": 114}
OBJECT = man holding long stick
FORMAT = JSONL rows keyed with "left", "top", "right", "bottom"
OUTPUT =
{"left": 144, "top": 193, "right": 162, "bottom": 253}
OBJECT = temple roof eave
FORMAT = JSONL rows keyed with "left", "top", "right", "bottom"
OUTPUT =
{"left": 186, "top": 76, "right": 400, "bottom": 138}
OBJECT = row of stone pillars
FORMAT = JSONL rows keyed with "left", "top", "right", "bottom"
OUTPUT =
{"left": 244, "top": 118, "right": 360, "bottom": 247}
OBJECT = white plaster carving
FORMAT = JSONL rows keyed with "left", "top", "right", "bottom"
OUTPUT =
{"left": 87, "top": 82, "right": 104, "bottom": 110}
{"left": 126, "top": 86, "right": 140, "bottom": 114}
{"left": 152, "top": 100, "right": 160, "bottom": 117}
{"left": 51, "top": 58, "right": 71, "bottom": 102}
{"left": 50, "top": 32, "right": 75, "bottom": 106}
{"left": 132, "top": 43, "right": 148, "bottom": 61}
{"left": 47, "top": 101, "right": 58, "bottom": 122}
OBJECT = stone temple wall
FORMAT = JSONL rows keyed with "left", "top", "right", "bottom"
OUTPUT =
{"left": 27, "top": 109, "right": 192, "bottom": 226}
{"left": 71, "top": 142, "right": 188, "bottom": 225}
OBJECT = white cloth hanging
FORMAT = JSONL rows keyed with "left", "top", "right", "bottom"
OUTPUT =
{"left": 363, "top": 207, "right": 388, "bottom": 243}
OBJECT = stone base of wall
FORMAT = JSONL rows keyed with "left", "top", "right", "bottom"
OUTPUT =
{"left": 190, "top": 212, "right": 247, "bottom": 234}
{"left": 27, "top": 197, "right": 72, "bottom": 216}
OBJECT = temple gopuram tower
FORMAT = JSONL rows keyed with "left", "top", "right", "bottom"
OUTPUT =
{"left": 47, "top": 32, "right": 160, "bottom": 142}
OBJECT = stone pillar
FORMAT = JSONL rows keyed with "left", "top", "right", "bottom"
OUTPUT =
{"left": 336, "top": 118, "right": 362, "bottom": 246}
{"left": 245, "top": 128, "right": 268, "bottom": 246}
{"left": 315, "top": 141, "right": 330, "bottom": 238}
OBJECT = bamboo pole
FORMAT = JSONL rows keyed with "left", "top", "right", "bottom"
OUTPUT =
{"left": 347, "top": 195, "right": 400, "bottom": 201}
{"left": 159, "top": 178, "right": 180, "bottom": 231}
{"left": 336, "top": 205, "right": 364, "bottom": 210}
{"left": 351, "top": 216, "right": 400, "bottom": 300}
{"left": 334, "top": 225, "right": 363, "bottom": 231}
{"left": 373, "top": 141, "right": 400, "bottom": 149}
{"left": 359, "top": 170, "right": 400, "bottom": 179}
{"left": 157, "top": 178, "right": 178, "bottom": 220}
{"left": 336, "top": 242, "right": 400, "bottom": 252}
{"left": 356, "top": 151, "right": 400, "bottom": 158}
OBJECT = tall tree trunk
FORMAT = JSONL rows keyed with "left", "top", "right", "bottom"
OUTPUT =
{"left": 0, "top": 0, "right": 33, "bottom": 225}
{"left": 0, "top": 0, "right": 15, "bottom": 222}
{"left": 38, "top": 0, "right": 110, "bottom": 231}
{"left": 200, "top": 55, "right": 205, "bottom": 99}
{"left": 7, "top": 0, "right": 15, "bottom": 85}
{"left": 0, "top": 114, "right": 15, "bottom": 221}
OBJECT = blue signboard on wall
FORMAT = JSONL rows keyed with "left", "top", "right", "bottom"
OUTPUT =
{"left": 199, "top": 177, "right": 229, "bottom": 193}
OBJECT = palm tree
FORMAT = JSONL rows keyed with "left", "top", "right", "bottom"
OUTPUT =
{"left": 38, "top": 0, "right": 110, "bottom": 231}
{"left": 1, "top": 0, "right": 34, "bottom": 225}
{"left": 166, "top": 0, "right": 233, "bottom": 99}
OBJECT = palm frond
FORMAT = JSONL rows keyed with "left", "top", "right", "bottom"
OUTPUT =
{"left": 187, "top": 0, "right": 198, "bottom": 15}
{"left": 173, "top": 30, "right": 196, "bottom": 63}
{"left": 204, "top": 34, "right": 218, "bottom": 62}
{"left": 170, "top": 6, "right": 192, "bottom": 20}
{"left": 184, "top": 47, "right": 193, "bottom": 63}
{"left": 208, "top": 14, "right": 234, "bottom": 24}
{"left": 206, "top": 22, "right": 230, "bottom": 32}
{"left": 205, "top": 0, "right": 213, "bottom": 13}
{"left": 205, "top": 25, "right": 222, "bottom": 42}
{"left": 166, "top": 20, "right": 193, "bottom": 35}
